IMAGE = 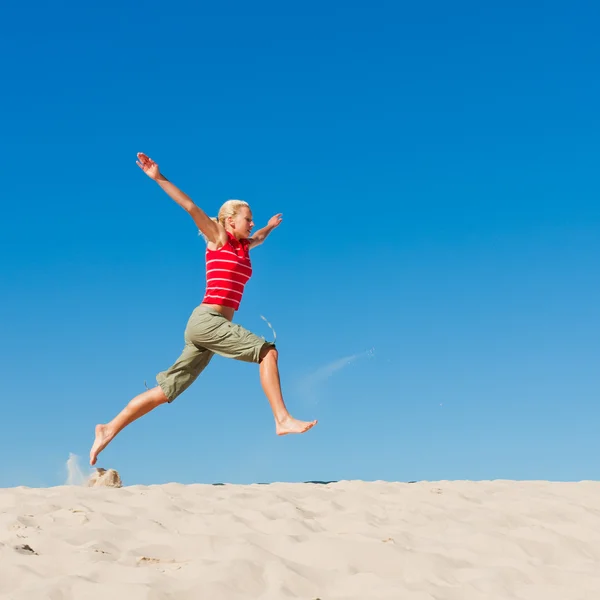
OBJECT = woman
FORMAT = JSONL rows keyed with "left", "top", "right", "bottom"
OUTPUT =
{"left": 90, "top": 153, "right": 317, "bottom": 466}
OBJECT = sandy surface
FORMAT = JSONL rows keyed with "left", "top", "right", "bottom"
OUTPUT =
{"left": 1, "top": 480, "right": 600, "bottom": 599}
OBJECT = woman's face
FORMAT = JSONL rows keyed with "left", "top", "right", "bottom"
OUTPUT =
{"left": 229, "top": 206, "right": 254, "bottom": 239}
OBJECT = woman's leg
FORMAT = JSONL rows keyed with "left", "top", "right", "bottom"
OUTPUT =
{"left": 184, "top": 307, "right": 317, "bottom": 435}
{"left": 90, "top": 386, "right": 168, "bottom": 465}
{"left": 90, "top": 340, "right": 212, "bottom": 466}
{"left": 259, "top": 347, "right": 317, "bottom": 435}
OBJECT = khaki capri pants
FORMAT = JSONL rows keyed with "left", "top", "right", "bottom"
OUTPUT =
{"left": 156, "top": 306, "right": 275, "bottom": 402}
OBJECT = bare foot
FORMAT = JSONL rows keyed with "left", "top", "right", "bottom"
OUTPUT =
{"left": 90, "top": 424, "right": 113, "bottom": 466}
{"left": 276, "top": 417, "right": 317, "bottom": 436}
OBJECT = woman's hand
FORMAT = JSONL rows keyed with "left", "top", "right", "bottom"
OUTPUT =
{"left": 268, "top": 213, "right": 283, "bottom": 229}
{"left": 136, "top": 152, "right": 225, "bottom": 246}
{"left": 136, "top": 152, "right": 161, "bottom": 180}
{"left": 248, "top": 214, "right": 283, "bottom": 249}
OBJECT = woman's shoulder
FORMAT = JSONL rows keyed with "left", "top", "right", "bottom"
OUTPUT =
{"left": 206, "top": 239, "right": 229, "bottom": 252}
{"left": 206, "top": 232, "right": 250, "bottom": 257}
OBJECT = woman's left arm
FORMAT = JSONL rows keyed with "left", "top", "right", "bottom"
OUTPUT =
{"left": 249, "top": 213, "right": 282, "bottom": 249}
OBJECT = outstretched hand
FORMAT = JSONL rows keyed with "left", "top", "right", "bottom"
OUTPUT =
{"left": 136, "top": 152, "right": 161, "bottom": 180}
{"left": 268, "top": 213, "right": 283, "bottom": 229}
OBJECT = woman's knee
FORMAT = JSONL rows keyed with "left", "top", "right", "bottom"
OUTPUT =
{"left": 259, "top": 345, "right": 278, "bottom": 363}
{"left": 152, "top": 385, "right": 170, "bottom": 405}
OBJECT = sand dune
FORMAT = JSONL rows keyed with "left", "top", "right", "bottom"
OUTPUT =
{"left": 1, "top": 480, "right": 600, "bottom": 599}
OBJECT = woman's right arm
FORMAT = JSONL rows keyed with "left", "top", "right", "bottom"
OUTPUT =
{"left": 136, "top": 152, "right": 226, "bottom": 246}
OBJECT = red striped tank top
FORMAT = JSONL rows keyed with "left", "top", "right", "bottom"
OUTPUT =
{"left": 202, "top": 232, "right": 252, "bottom": 310}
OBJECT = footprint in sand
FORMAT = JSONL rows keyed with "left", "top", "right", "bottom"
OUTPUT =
{"left": 14, "top": 544, "right": 38, "bottom": 555}
{"left": 137, "top": 556, "right": 182, "bottom": 572}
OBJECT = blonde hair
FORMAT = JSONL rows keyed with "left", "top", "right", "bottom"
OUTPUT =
{"left": 213, "top": 199, "right": 249, "bottom": 227}
{"left": 199, "top": 199, "right": 250, "bottom": 240}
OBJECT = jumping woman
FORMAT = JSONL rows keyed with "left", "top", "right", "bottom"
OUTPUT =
{"left": 89, "top": 153, "right": 317, "bottom": 466}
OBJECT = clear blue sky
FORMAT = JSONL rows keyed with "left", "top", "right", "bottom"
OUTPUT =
{"left": 1, "top": 1, "right": 598, "bottom": 488}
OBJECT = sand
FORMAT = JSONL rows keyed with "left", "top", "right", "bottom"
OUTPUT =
{"left": 1, "top": 479, "right": 600, "bottom": 599}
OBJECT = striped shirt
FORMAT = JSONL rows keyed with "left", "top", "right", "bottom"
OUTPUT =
{"left": 202, "top": 232, "right": 252, "bottom": 310}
